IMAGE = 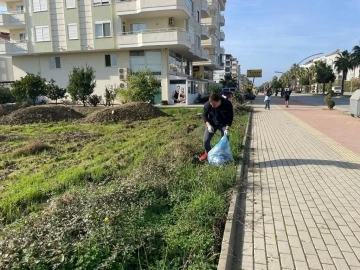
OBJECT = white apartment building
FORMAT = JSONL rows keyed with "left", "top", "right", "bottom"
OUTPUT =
{"left": 0, "top": 0, "right": 223, "bottom": 105}
{"left": 301, "top": 49, "right": 360, "bottom": 83}
{"left": 213, "top": 53, "right": 240, "bottom": 87}
{"left": 193, "top": 0, "right": 226, "bottom": 85}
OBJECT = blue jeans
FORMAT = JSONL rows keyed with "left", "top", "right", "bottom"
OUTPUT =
{"left": 203, "top": 126, "right": 225, "bottom": 153}
{"left": 265, "top": 100, "right": 270, "bottom": 109}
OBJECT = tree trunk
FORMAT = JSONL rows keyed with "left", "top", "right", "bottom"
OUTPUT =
{"left": 323, "top": 83, "right": 326, "bottom": 95}
{"left": 33, "top": 98, "right": 36, "bottom": 106}
{"left": 341, "top": 72, "right": 345, "bottom": 95}
{"left": 55, "top": 99, "right": 57, "bottom": 105}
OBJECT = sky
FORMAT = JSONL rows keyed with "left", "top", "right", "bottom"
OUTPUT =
{"left": 222, "top": 0, "right": 360, "bottom": 85}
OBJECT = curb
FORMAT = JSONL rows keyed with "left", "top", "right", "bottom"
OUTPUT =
{"left": 217, "top": 110, "right": 253, "bottom": 270}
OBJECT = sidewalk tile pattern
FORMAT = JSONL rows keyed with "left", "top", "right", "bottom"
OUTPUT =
{"left": 235, "top": 103, "right": 360, "bottom": 270}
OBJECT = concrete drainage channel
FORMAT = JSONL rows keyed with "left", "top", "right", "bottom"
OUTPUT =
{"left": 217, "top": 110, "right": 253, "bottom": 270}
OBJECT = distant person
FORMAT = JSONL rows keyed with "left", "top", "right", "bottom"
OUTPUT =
{"left": 179, "top": 87, "right": 186, "bottom": 103}
{"left": 264, "top": 86, "right": 272, "bottom": 110}
{"left": 284, "top": 87, "right": 291, "bottom": 107}
{"left": 199, "top": 93, "right": 233, "bottom": 162}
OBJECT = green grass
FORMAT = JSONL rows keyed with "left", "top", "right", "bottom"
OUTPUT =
{"left": 0, "top": 108, "right": 248, "bottom": 269}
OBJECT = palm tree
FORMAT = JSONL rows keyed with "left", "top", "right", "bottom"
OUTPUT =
{"left": 220, "top": 74, "right": 238, "bottom": 88}
{"left": 289, "top": 64, "right": 300, "bottom": 90}
{"left": 334, "top": 50, "right": 354, "bottom": 95}
{"left": 352, "top": 45, "right": 360, "bottom": 70}
{"left": 308, "top": 65, "right": 317, "bottom": 92}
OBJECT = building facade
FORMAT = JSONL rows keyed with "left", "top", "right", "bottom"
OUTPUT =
{"left": 193, "top": 0, "right": 226, "bottom": 85}
{"left": 0, "top": 0, "right": 225, "bottom": 104}
{"left": 213, "top": 53, "right": 240, "bottom": 87}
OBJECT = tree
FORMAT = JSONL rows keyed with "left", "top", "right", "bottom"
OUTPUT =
{"left": 220, "top": 74, "right": 238, "bottom": 88}
{"left": 126, "top": 68, "right": 161, "bottom": 103}
{"left": 67, "top": 65, "right": 96, "bottom": 106}
{"left": 352, "top": 45, "right": 360, "bottom": 69}
{"left": 46, "top": 79, "right": 66, "bottom": 104}
{"left": 315, "top": 61, "right": 336, "bottom": 94}
{"left": 11, "top": 73, "right": 47, "bottom": 105}
{"left": 299, "top": 76, "right": 310, "bottom": 87}
{"left": 0, "top": 86, "right": 15, "bottom": 104}
{"left": 334, "top": 50, "right": 354, "bottom": 95}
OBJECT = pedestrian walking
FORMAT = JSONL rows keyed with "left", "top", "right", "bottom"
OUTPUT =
{"left": 264, "top": 86, "right": 272, "bottom": 110}
{"left": 284, "top": 87, "right": 291, "bottom": 107}
{"left": 199, "top": 93, "right": 234, "bottom": 162}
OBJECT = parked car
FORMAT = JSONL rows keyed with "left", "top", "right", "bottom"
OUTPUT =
{"left": 332, "top": 86, "right": 342, "bottom": 95}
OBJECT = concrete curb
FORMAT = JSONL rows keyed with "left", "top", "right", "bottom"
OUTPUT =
{"left": 217, "top": 110, "right": 253, "bottom": 270}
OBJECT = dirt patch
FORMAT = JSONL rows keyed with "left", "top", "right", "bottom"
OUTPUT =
{"left": 0, "top": 104, "right": 23, "bottom": 117}
{"left": 15, "top": 140, "right": 52, "bottom": 156}
{"left": 0, "top": 105, "right": 84, "bottom": 125}
{"left": 70, "top": 106, "right": 107, "bottom": 116}
{"left": 82, "top": 103, "right": 167, "bottom": 124}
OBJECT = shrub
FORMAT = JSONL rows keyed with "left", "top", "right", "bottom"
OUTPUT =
{"left": 67, "top": 65, "right": 96, "bottom": 106}
{"left": 324, "top": 94, "right": 335, "bottom": 110}
{"left": 117, "top": 88, "right": 132, "bottom": 104}
{"left": 88, "top": 94, "right": 102, "bottom": 107}
{"left": 0, "top": 86, "right": 15, "bottom": 104}
{"left": 233, "top": 90, "right": 244, "bottom": 104}
{"left": 209, "top": 84, "right": 222, "bottom": 94}
{"left": 11, "top": 73, "right": 47, "bottom": 105}
{"left": 104, "top": 85, "right": 118, "bottom": 106}
{"left": 46, "top": 79, "right": 66, "bottom": 104}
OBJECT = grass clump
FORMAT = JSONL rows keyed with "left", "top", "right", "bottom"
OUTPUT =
{"left": 0, "top": 107, "right": 248, "bottom": 269}
{"left": 14, "top": 140, "right": 52, "bottom": 156}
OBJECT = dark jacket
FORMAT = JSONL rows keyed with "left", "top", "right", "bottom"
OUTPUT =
{"left": 202, "top": 98, "right": 234, "bottom": 127}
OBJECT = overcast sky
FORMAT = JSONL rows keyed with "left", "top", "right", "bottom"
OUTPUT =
{"left": 222, "top": 0, "right": 360, "bottom": 84}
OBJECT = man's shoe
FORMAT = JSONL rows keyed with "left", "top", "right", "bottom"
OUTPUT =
{"left": 199, "top": 153, "right": 208, "bottom": 162}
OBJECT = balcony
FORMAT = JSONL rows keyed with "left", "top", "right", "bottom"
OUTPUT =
{"left": 0, "top": 12, "right": 25, "bottom": 29}
{"left": 202, "top": 48, "right": 209, "bottom": 60}
{"left": 219, "top": 0, "right": 225, "bottom": 11}
{"left": 220, "top": 30, "right": 225, "bottom": 41}
{"left": 201, "top": 24, "right": 210, "bottom": 40}
{"left": 0, "top": 41, "right": 28, "bottom": 55}
{"left": 116, "top": 0, "right": 192, "bottom": 19}
{"left": 118, "top": 28, "right": 191, "bottom": 50}
{"left": 207, "top": 0, "right": 218, "bottom": 10}
{"left": 201, "top": 0, "right": 210, "bottom": 18}
{"left": 220, "top": 14, "right": 225, "bottom": 26}
{"left": 202, "top": 35, "right": 217, "bottom": 48}
{"left": 220, "top": 46, "right": 225, "bottom": 54}
{"left": 201, "top": 16, "right": 218, "bottom": 29}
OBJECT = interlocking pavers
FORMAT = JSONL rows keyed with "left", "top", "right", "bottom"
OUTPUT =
{"left": 233, "top": 98, "right": 360, "bottom": 269}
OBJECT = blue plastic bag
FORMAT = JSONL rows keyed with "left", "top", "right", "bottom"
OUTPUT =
{"left": 208, "top": 136, "right": 234, "bottom": 166}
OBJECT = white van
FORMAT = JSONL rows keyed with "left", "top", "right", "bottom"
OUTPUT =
{"left": 331, "top": 86, "right": 341, "bottom": 95}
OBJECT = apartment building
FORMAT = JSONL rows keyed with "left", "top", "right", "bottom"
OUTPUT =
{"left": 0, "top": 0, "right": 219, "bottom": 104}
{"left": 193, "top": 0, "right": 226, "bottom": 86}
{"left": 213, "top": 53, "right": 240, "bottom": 87}
{"left": 301, "top": 49, "right": 360, "bottom": 83}
{"left": 0, "top": 32, "right": 13, "bottom": 82}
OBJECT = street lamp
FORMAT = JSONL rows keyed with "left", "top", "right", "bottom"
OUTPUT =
{"left": 297, "top": 52, "right": 323, "bottom": 66}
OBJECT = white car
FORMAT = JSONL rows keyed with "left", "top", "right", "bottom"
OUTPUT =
{"left": 331, "top": 86, "right": 341, "bottom": 95}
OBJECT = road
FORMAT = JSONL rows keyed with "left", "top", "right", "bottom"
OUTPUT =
{"left": 268, "top": 93, "right": 352, "bottom": 114}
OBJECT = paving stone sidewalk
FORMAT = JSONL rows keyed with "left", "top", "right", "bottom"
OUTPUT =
{"left": 234, "top": 100, "right": 360, "bottom": 270}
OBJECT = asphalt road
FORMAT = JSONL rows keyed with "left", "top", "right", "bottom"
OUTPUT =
{"left": 270, "top": 93, "right": 352, "bottom": 113}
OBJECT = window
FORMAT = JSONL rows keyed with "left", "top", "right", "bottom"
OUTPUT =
{"left": 130, "top": 50, "right": 161, "bottom": 75}
{"left": 105, "top": 54, "right": 117, "bottom": 67}
{"left": 66, "top": 0, "right": 75, "bottom": 8}
{"left": 95, "top": 21, "right": 111, "bottom": 37}
{"left": 17, "top": 5, "right": 24, "bottom": 13}
{"left": 35, "top": 26, "right": 50, "bottom": 42}
{"left": 93, "top": 0, "right": 109, "bottom": 6}
{"left": 19, "top": 33, "right": 27, "bottom": 42}
{"left": 50, "top": 57, "right": 61, "bottom": 69}
{"left": 33, "top": 0, "right": 48, "bottom": 12}
{"left": 130, "top": 23, "right": 147, "bottom": 33}
{"left": 67, "top": 23, "right": 78, "bottom": 39}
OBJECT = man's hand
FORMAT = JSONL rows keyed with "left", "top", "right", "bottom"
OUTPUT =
{"left": 207, "top": 125, "right": 214, "bottom": 133}
{"left": 224, "top": 129, "right": 230, "bottom": 136}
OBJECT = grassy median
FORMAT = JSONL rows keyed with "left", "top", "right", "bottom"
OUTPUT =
{"left": 0, "top": 107, "right": 248, "bottom": 269}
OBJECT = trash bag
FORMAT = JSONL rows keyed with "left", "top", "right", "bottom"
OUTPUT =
{"left": 208, "top": 136, "right": 234, "bottom": 166}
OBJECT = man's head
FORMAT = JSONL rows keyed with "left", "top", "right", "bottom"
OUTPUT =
{"left": 209, "top": 93, "right": 222, "bottom": 108}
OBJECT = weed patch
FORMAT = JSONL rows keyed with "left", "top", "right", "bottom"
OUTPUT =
{"left": 0, "top": 108, "right": 248, "bottom": 269}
